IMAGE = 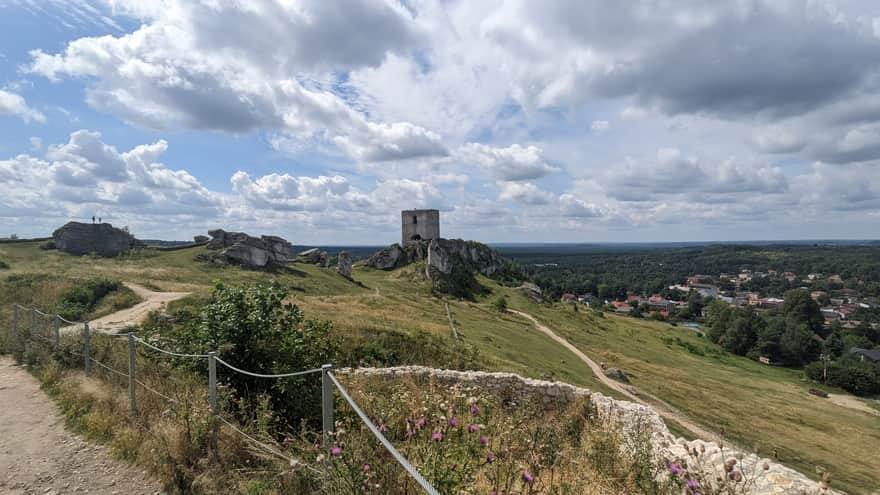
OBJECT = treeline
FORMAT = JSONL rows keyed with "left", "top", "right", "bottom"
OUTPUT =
{"left": 704, "top": 289, "right": 880, "bottom": 396}
{"left": 498, "top": 244, "right": 880, "bottom": 300}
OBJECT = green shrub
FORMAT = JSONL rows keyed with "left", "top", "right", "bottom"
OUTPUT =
{"left": 0, "top": 258, "right": 9, "bottom": 269}
{"left": 56, "top": 278, "right": 122, "bottom": 320}
{"left": 805, "top": 360, "right": 880, "bottom": 396}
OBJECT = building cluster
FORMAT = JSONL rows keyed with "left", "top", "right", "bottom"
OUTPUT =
{"left": 559, "top": 268, "right": 878, "bottom": 327}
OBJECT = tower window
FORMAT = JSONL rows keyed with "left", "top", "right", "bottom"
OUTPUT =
{"left": 413, "top": 215, "right": 418, "bottom": 224}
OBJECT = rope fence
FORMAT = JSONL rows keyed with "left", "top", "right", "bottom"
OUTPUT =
{"left": 8, "top": 302, "right": 441, "bottom": 494}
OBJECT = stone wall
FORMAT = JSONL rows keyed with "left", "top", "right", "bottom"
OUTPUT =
{"left": 401, "top": 209, "right": 440, "bottom": 244}
{"left": 340, "top": 366, "right": 840, "bottom": 495}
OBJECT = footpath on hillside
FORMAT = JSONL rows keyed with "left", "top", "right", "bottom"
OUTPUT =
{"left": 64, "top": 282, "right": 191, "bottom": 334}
{"left": 509, "top": 309, "right": 722, "bottom": 442}
{"left": 0, "top": 357, "right": 162, "bottom": 494}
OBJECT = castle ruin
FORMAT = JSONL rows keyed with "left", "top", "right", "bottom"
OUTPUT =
{"left": 401, "top": 209, "right": 439, "bottom": 244}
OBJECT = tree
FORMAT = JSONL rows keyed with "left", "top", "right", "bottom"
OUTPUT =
{"left": 754, "top": 317, "right": 785, "bottom": 361}
{"left": 779, "top": 322, "right": 820, "bottom": 366}
{"left": 781, "top": 289, "right": 824, "bottom": 335}
{"left": 822, "top": 332, "right": 844, "bottom": 358}
{"left": 492, "top": 295, "right": 508, "bottom": 313}
{"left": 704, "top": 299, "right": 733, "bottom": 343}
{"left": 719, "top": 312, "right": 760, "bottom": 356}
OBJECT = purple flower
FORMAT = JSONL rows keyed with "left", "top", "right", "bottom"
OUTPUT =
{"left": 406, "top": 429, "right": 415, "bottom": 438}
{"left": 432, "top": 431, "right": 442, "bottom": 441}
{"left": 468, "top": 424, "right": 479, "bottom": 433}
{"left": 687, "top": 479, "right": 699, "bottom": 489}
{"left": 363, "top": 464, "right": 371, "bottom": 473}
{"left": 522, "top": 471, "right": 534, "bottom": 484}
{"left": 668, "top": 463, "right": 683, "bottom": 475}
{"left": 485, "top": 453, "right": 495, "bottom": 462}
{"left": 479, "top": 435, "right": 488, "bottom": 446}
{"left": 415, "top": 417, "right": 426, "bottom": 427}
{"left": 448, "top": 417, "right": 458, "bottom": 427}
{"left": 330, "top": 447, "right": 342, "bottom": 457}
{"left": 471, "top": 405, "right": 480, "bottom": 415}
{"left": 378, "top": 424, "right": 387, "bottom": 432}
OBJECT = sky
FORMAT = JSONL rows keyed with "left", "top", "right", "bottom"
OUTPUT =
{"left": 1, "top": 0, "right": 879, "bottom": 244}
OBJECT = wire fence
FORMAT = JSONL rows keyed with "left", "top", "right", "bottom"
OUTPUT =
{"left": 8, "top": 302, "right": 440, "bottom": 494}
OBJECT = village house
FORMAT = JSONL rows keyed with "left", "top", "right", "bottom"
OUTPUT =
{"left": 850, "top": 347, "right": 880, "bottom": 363}
{"left": 560, "top": 293, "right": 577, "bottom": 303}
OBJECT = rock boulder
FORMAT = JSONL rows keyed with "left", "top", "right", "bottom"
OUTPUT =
{"left": 337, "top": 251, "right": 353, "bottom": 279}
{"left": 52, "top": 222, "right": 141, "bottom": 257}
{"left": 298, "top": 248, "right": 329, "bottom": 267}
{"left": 202, "top": 229, "right": 292, "bottom": 269}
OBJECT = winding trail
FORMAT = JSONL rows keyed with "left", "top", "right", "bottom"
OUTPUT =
{"left": 510, "top": 309, "right": 722, "bottom": 443}
{"left": 65, "top": 283, "right": 190, "bottom": 334}
{"left": 0, "top": 357, "right": 162, "bottom": 494}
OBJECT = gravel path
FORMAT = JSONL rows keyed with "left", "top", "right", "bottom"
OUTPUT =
{"left": 64, "top": 282, "right": 190, "bottom": 334}
{"left": 0, "top": 357, "right": 163, "bottom": 494}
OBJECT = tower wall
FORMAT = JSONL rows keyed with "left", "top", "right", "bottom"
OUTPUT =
{"left": 401, "top": 209, "right": 440, "bottom": 244}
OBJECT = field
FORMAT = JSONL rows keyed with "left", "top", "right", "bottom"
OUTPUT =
{"left": 0, "top": 241, "right": 878, "bottom": 493}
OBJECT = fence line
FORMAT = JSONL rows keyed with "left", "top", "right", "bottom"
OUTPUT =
{"left": 214, "top": 356, "right": 322, "bottom": 378}
{"left": 9, "top": 302, "right": 440, "bottom": 494}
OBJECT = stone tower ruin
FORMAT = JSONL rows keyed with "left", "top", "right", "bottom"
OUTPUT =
{"left": 401, "top": 209, "right": 440, "bottom": 244}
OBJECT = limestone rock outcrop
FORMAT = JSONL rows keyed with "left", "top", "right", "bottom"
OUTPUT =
{"left": 51, "top": 222, "right": 141, "bottom": 257}
{"left": 342, "top": 366, "right": 841, "bottom": 495}
{"left": 202, "top": 229, "right": 292, "bottom": 269}
{"left": 366, "top": 238, "right": 517, "bottom": 298}
{"left": 298, "top": 248, "right": 329, "bottom": 267}
{"left": 604, "top": 367, "right": 630, "bottom": 383}
{"left": 193, "top": 235, "right": 209, "bottom": 244}
{"left": 337, "top": 251, "right": 353, "bottom": 279}
{"left": 518, "top": 282, "right": 544, "bottom": 303}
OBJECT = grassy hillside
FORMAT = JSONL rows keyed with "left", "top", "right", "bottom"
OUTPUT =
{"left": 0, "top": 241, "right": 877, "bottom": 492}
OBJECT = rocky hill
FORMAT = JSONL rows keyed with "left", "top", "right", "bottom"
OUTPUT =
{"left": 365, "top": 238, "right": 520, "bottom": 297}
{"left": 198, "top": 229, "right": 293, "bottom": 269}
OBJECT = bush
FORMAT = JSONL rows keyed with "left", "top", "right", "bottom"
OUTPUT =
{"left": 0, "top": 258, "right": 8, "bottom": 269}
{"left": 170, "top": 281, "right": 338, "bottom": 432}
{"left": 805, "top": 360, "right": 880, "bottom": 396}
{"left": 492, "top": 295, "right": 508, "bottom": 313}
{"left": 56, "top": 278, "right": 122, "bottom": 320}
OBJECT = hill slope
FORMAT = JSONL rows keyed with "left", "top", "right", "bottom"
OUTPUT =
{"left": 0, "top": 241, "right": 877, "bottom": 492}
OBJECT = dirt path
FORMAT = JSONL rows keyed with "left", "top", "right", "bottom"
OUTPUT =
{"left": 510, "top": 309, "right": 723, "bottom": 443}
{"left": 827, "top": 393, "right": 880, "bottom": 416}
{"left": 0, "top": 357, "right": 162, "bottom": 494}
{"left": 65, "top": 283, "right": 190, "bottom": 334}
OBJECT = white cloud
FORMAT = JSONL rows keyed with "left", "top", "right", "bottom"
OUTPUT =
{"left": 0, "top": 89, "right": 45, "bottom": 123}
{"left": 29, "top": 137, "right": 42, "bottom": 151}
{"left": 497, "top": 181, "right": 554, "bottom": 205}
{"left": 458, "top": 143, "right": 558, "bottom": 181}
{"left": 590, "top": 120, "right": 610, "bottom": 131}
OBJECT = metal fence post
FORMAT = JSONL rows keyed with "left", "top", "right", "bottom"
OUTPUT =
{"left": 54, "top": 315, "right": 61, "bottom": 349}
{"left": 83, "top": 322, "right": 91, "bottom": 376}
{"left": 321, "top": 364, "right": 334, "bottom": 454}
{"left": 128, "top": 333, "right": 137, "bottom": 417}
{"left": 208, "top": 352, "right": 217, "bottom": 413}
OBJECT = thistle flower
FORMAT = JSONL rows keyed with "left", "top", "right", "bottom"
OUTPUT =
{"left": 432, "top": 431, "right": 442, "bottom": 441}
{"left": 479, "top": 435, "right": 488, "bottom": 446}
{"left": 330, "top": 447, "right": 342, "bottom": 457}
{"left": 378, "top": 424, "right": 387, "bottom": 432}
{"left": 486, "top": 452, "right": 495, "bottom": 462}
{"left": 522, "top": 471, "right": 534, "bottom": 484}
{"left": 686, "top": 479, "right": 699, "bottom": 489}
{"left": 471, "top": 405, "right": 480, "bottom": 415}
{"left": 416, "top": 417, "right": 426, "bottom": 427}
{"left": 363, "top": 464, "right": 371, "bottom": 473}
{"left": 448, "top": 417, "right": 458, "bottom": 427}
{"left": 668, "top": 463, "right": 683, "bottom": 475}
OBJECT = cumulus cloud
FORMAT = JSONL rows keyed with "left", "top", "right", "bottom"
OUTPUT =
{"left": 0, "top": 130, "right": 223, "bottom": 229}
{"left": 458, "top": 143, "right": 558, "bottom": 181}
{"left": 0, "top": 89, "right": 45, "bottom": 123}
{"left": 590, "top": 120, "right": 610, "bottom": 131}
{"left": 497, "top": 181, "right": 554, "bottom": 205}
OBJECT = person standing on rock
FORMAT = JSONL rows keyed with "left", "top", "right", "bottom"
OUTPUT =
{"left": 92, "top": 215, "right": 95, "bottom": 223}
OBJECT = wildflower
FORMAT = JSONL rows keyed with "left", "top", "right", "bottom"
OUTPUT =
{"left": 668, "top": 463, "right": 683, "bottom": 475}
{"left": 448, "top": 417, "right": 458, "bottom": 427}
{"left": 316, "top": 454, "right": 325, "bottom": 463}
{"left": 416, "top": 417, "right": 426, "bottom": 427}
{"left": 686, "top": 479, "right": 699, "bottom": 490}
{"left": 486, "top": 453, "right": 495, "bottom": 462}
{"left": 479, "top": 435, "right": 488, "bottom": 446}
{"left": 471, "top": 404, "right": 480, "bottom": 415}
{"left": 468, "top": 424, "right": 479, "bottom": 433}
{"left": 522, "top": 471, "right": 534, "bottom": 484}
{"left": 378, "top": 424, "right": 388, "bottom": 432}
{"left": 363, "top": 464, "right": 371, "bottom": 473}
{"left": 432, "top": 431, "right": 442, "bottom": 441}
{"left": 406, "top": 430, "right": 415, "bottom": 438}
{"left": 330, "top": 447, "right": 342, "bottom": 457}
